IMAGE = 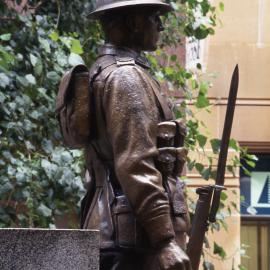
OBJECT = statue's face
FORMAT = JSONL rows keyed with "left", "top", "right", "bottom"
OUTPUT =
{"left": 142, "top": 13, "right": 164, "bottom": 51}
{"left": 133, "top": 11, "right": 164, "bottom": 51}
{"left": 100, "top": 8, "right": 165, "bottom": 52}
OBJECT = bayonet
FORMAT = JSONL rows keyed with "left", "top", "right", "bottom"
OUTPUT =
{"left": 187, "top": 65, "right": 239, "bottom": 270}
{"left": 209, "top": 64, "right": 239, "bottom": 222}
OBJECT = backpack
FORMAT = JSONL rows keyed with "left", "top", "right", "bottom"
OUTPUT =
{"left": 55, "top": 58, "right": 174, "bottom": 150}
{"left": 56, "top": 64, "right": 92, "bottom": 149}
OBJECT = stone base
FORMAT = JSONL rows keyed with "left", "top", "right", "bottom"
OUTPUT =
{"left": 0, "top": 229, "right": 99, "bottom": 270}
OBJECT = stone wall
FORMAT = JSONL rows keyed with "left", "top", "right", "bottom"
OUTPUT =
{"left": 0, "top": 229, "right": 99, "bottom": 270}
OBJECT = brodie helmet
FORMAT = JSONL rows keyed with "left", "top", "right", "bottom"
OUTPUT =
{"left": 88, "top": 0, "right": 173, "bottom": 19}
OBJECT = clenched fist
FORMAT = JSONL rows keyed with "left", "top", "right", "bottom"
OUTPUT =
{"left": 157, "top": 239, "right": 191, "bottom": 270}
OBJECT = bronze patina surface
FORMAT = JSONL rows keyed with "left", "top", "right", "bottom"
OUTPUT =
{"left": 80, "top": 1, "right": 191, "bottom": 269}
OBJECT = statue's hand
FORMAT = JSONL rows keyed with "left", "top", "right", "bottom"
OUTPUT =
{"left": 157, "top": 239, "right": 191, "bottom": 270}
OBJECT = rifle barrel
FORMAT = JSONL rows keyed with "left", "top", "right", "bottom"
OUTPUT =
{"left": 187, "top": 186, "right": 213, "bottom": 270}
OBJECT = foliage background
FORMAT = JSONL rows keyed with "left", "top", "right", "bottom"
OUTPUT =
{"left": 0, "top": 0, "right": 253, "bottom": 269}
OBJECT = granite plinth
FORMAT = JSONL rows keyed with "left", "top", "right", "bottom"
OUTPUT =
{"left": 0, "top": 228, "right": 99, "bottom": 270}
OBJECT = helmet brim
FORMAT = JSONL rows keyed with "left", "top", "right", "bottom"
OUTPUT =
{"left": 87, "top": 1, "right": 173, "bottom": 19}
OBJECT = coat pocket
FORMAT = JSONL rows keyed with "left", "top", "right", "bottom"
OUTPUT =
{"left": 112, "top": 195, "right": 148, "bottom": 249}
{"left": 168, "top": 178, "right": 190, "bottom": 232}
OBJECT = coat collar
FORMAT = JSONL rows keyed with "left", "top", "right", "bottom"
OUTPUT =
{"left": 98, "top": 43, "right": 151, "bottom": 69}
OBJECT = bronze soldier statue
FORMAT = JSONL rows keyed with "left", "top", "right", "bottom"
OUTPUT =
{"left": 58, "top": 0, "right": 191, "bottom": 269}
{"left": 57, "top": 2, "right": 240, "bottom": 269}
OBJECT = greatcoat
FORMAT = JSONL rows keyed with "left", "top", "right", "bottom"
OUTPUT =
{"left": 81, "top": 44, "right": 189, "bottom": 266}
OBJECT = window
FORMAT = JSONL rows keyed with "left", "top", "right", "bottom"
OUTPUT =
{"left": 240, "top": 154, "right": 270, "bottom": 270}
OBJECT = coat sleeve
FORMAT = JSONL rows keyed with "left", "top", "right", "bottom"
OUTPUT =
{"left": 102, "top": 65, "right": 175, "bottom": 247}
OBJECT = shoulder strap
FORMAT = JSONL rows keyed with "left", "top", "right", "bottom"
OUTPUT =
{"left": 145, "top": 74, "right": 173, "bottom": 121}
{"left": 152, "top": 85, "right": 173, "bottom": 121}
{"left": 89, "top": 55, "right": 117, "bottom": 82}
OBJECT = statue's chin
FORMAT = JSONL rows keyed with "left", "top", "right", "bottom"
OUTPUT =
{"left": 143, "top": 44, "right": 158, "bottom": 52}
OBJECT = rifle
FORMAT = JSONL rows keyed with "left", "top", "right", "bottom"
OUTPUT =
{"left": 186, "top": 65, "right": 239, "bottom": 270}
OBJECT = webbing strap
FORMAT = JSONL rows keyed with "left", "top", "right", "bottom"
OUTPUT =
{"left": 146, "top": 73, "right": 173, "bottom": 121}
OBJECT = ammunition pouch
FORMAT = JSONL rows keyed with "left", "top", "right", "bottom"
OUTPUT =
{"left": 156, "top": 147, "right": 188, "bottom": 178}
{"left": 157, "top": 119, "right": 187, "bottom": 148}
{"left": 112, "top": 195, "right": 149, "bottom": 249}
{"left": 155, "top": 120, "right": 190, "bottom": 235}
{"left": 155, "top": 119, "right": 188, "bottom": 178}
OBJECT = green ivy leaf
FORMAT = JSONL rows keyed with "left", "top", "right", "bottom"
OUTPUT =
{"left": 210, "top": 139, "right": 221, "bottom": 153}
{"left": 56, "top": 51, "right": 68, "bottom": 67}
{"left": 30, "top": 54, "right": 38, "bottom": 67}
{"left": 227, "top": 165, "right": 235, "bottom": 175}
{"left": 221, "top": 191, "right": 228, "bottom": 201}
{"left": 38, "top": 37, "right": 51, "bottom": 53}
{"left": 242, "top": 165, "right": 252, "bottom": 176}
{"left": 195, "top": 163, "right": 204, "bottom": 173}
{"left": 41, "top": 159, "right": 58, "bottom": 178}
{"left": 68, "top": 53, "right": 84, "bottom": 66}
{"left": 50, "top": 31, "right": 59, "bottom": 41}
{"left": 245, "top": 159, "right": 256, "bottom": 168}
{"left": 229, "top": 138, "right": 239, "bottom": 150}
{"left": 195, "top": 93, "right": 210, "bottom": 108}
{"left": 201, "top": 167, "right": 211, "bottom": 180}
{"left": 37, "top": 204, "right": 52, "bottom": 217}
{"left": 208, "top": 28, "right": 215, "bottom": 35}
{"left": 199, "top": 82, "right": 209, "bottom": 94}
{"left": 187, "top": 159, "right": 196, "bottom": 171}
{"left": 0, "top": 33, "right": 11, "bottom": 41}
{"left": 71, "top": 39, "right": 84, "bottom": 55}
{"left": 0, "top": 182, "right": 13, "bottom": 197}
{"left": 47, "top": 71, "right": 60, "bottom": 84}
{"left": 41, "top": 139, "right": 53, "bottom": 154}
{"left": 34, "top": 61, "right": 43, "bottom": 76}
{"left": 219, "top": 2, "right": 225, "bottom": 11}
{"left": 170, "top": 54, "right": 177, "bottom": 62}
{"left": 197, "top": 134, "right": 207, "bottom": 148}
{"left": 0, "top": 73, "right": 10, "bottom": 88}
{"left": 194, "top": 26, "right": 209, "bottom": 40}
{"left": 164, "top": 66, "right": 174, "bottom": 76}
{"left": 196, "top": 63, "right": 202, "bottom": 70}
{"left": 25, "top": 74, "right": 36, "bottom": 85}
{"left": 191, "top": 78, "right": 198, "bottom": 89}
{"left": 25, "top": 141, "right": 36, "bottom": 151}
{"left": 60, "top": 36, "right": 72, "bottom": 49}
{"left": 245, "top": 153, "right": 258, "bottom": 161}
{"left": 61, "top": 151, "right": 73, "bottom": 164}
{"left": 213, "top": 242, "right": 227, "bottom": 259}
{"left": 0, "top": 92, "right": 6, "bottom": 103}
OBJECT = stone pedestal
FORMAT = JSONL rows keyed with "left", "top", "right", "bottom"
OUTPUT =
{"left": 0, "top": 229, "right": 99, "bottom": 270}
